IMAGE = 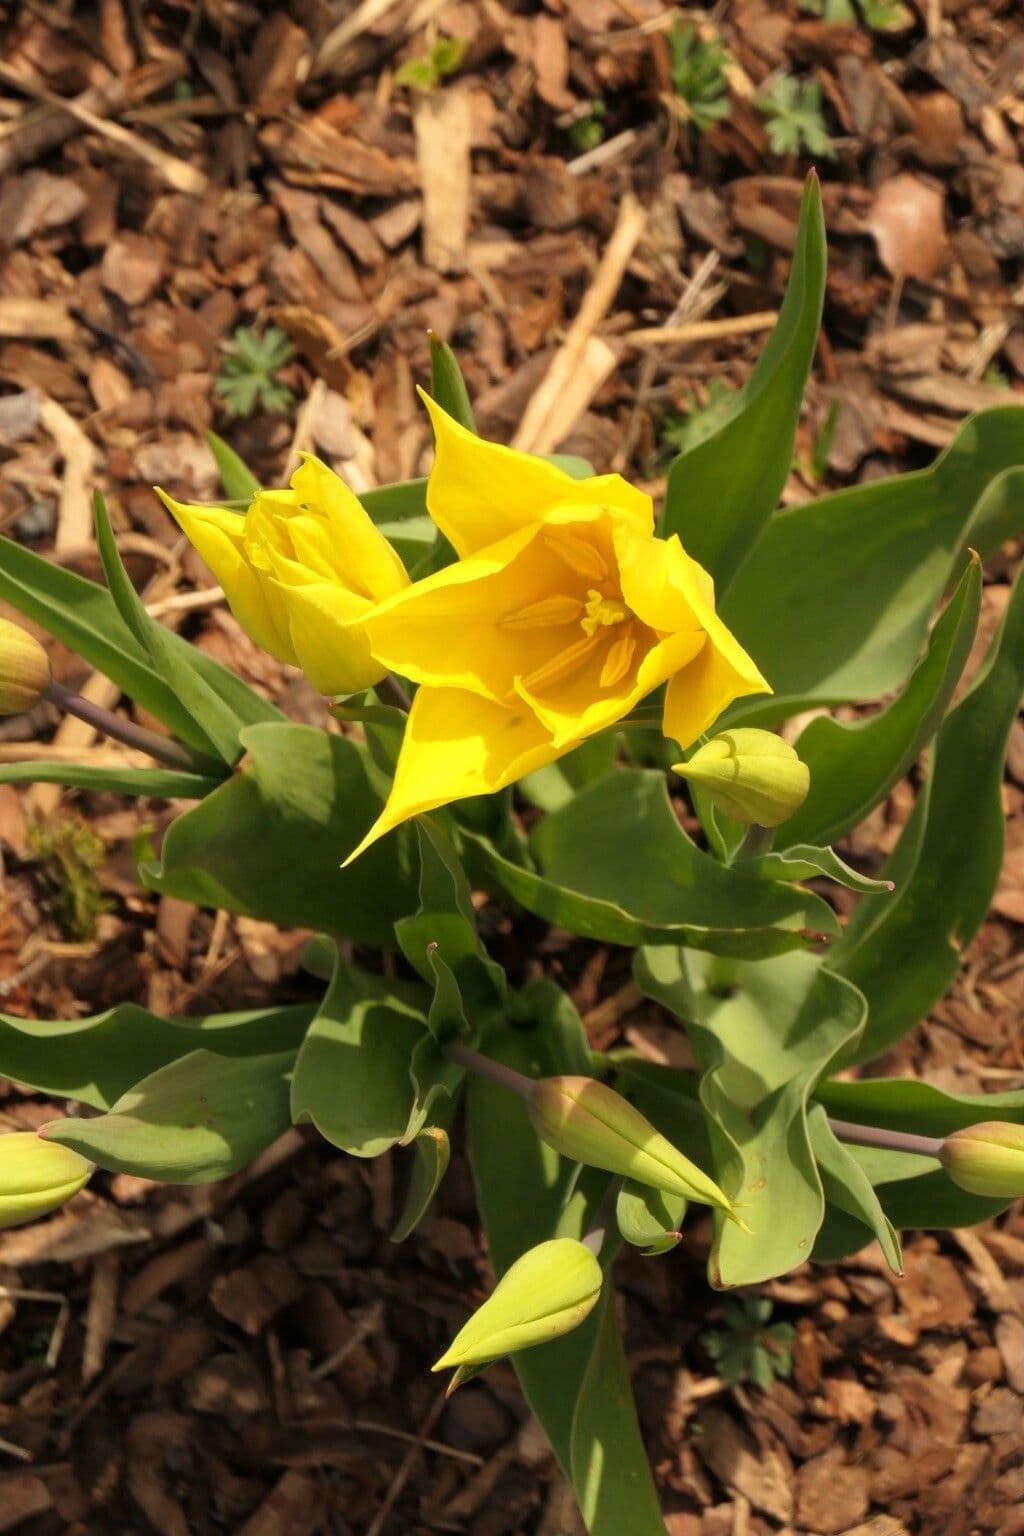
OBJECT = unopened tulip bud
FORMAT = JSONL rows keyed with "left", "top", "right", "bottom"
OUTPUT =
{"left": 673, "top": 728, "right": 809, "bottom": 827}
{"left": 433, "top": 1238, "right": 601, "bottom": 1387}
{"left": 0, "top": 618, "right": 50, "bottom": 716}
{"left": 940, "top": 1122, "right": 1024, "bottom": 1199}
{"left": 527, "top": 1075, "right": 739, "bottom": 1221}
{"left": 0, "top": 1133, "right": 91, "bottom": 1229}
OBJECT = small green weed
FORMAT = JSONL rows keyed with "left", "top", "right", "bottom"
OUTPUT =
{"left": 757, "top": 74, "right": 835, "bottom": 158}
{"left": 668, "top": 23, "right": 732, "bottom": 135}
{"left": 661, "top": 379, "right": 738, "bottom": 458}
{"left": 798, "top": 0, "right": 913, "bottom": 30}
{"left": 215, "top": 327, "right": 295, "bottom": 418}
{"left": 29, "top": 814, "right": 109, "bottom": 942}
{"left": 395, "top": 35, "right": 467, "bottom": 91}
{"left": 568, "top": 101, "right": 607, "bottom": 154}
{"left": 701, "top": 1296, "right": 796, "bottom": 1390}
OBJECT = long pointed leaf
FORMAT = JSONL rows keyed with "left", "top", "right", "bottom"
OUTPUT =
{"left": 661, "top": 173, "right": 826, "bottom": 590}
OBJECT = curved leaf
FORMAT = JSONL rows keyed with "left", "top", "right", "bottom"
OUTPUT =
{"left": 45, "top": 1048, "right": 294, "bottom": 1182}
{"left": 466, "top": 770, "right": 837, "bottom": 957}
{"left": 0, "top": 1001, "right": 314, "bottom": 1110}
{"left": 829, "top": 561, "right": 1024, "bottom": 1062}
{"left": 290, "top": 952, "right": 428, "bottom": 1158}
{"left": 723, "top": 407, "right": 1024, "bottom": 722}
{"left": 782, "top": 557, "right": 982, "bottom": 847}
{"left": 0, "top": 761, "right": 224, "bottom": 798}
{"left": 662, "top": 173, "right": 826, "bottom": 590}
{"left": 141, "top": 722, "right": 419, "bottom": 945}
{"left": 636, "top": 947, "right": 866, "bottom": 1286}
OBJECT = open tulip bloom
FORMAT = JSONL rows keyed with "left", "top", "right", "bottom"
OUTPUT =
{"left": 347, "top": 393, "right": 771, "bottom": 856}
{"left": 7, "top": 178, "right": 1024, "bottom": 1536}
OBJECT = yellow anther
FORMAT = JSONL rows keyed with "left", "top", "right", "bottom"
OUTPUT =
{"left": 581, "top": 589, "right": 630, "bottom": 638}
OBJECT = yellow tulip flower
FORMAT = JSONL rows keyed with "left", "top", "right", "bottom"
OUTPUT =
{"left": 157, "top": 455, "right": 409, "bottom": 695}
{"left": 345, "top": 393, "right": 770, "bottom": 860}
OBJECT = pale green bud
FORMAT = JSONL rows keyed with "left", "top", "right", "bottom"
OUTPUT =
{"left": 527, "top": 1075, "right": 740, "bottom": 1222}
{"left": 940, "top": 1121, "right": 1024, "bottom": 1199}
{"left": 0, "top": 618, "right": 50, "bottom": 716}
{"left": 673, "top": 728, "right": 809, "bottom": 827}
{"left": 432, "top": 1238, "right": 601, "bottom": 1385}
{"left": 0, "top": 1133, "right": 91, "bottom": 1229}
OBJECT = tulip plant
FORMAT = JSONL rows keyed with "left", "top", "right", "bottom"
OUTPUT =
{"left": 1, "top": 175, "right": 1024, "bottom": 1532}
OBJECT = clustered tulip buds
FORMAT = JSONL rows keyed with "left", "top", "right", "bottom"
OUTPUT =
{"left": 0, "top": 617, "right": 51, "bottom": 717}
{"left": 673, "top": 727, "right": 810, "bottom": 827}
{"left": 940, "top": 1121, "right": 1024, "bottom": 1199}
{"left": 0, "top": 1133, "right": 91, "bottom": 1229}
{"left": 432, "top": 1237, "right": 602, "bottom": 1389}
{"left": 527, "top": 1074, "right": 739, "bottom": 1222}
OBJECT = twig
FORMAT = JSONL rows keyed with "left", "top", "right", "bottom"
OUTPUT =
{"left": 624, "top": 311, "right": 778, "bottom": 347}
{"left": 512, "top": 194, "right": 647, "bottom": 455}
{"left": 0, "top": 62, "right": 206, "bottom": 195}
{"left": 364, "top": 1390, "right": 448, "bottom": 1536}
{"left": 307, "top": 0, "right": 409, "bottom": 79}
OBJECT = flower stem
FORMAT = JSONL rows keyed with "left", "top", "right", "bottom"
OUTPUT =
{"left": 45, "top": 680, "right": 206, "bottom": 774}
{"left": 827, "top": 1116, "right": 943, "bottom": 1160}
{"left": 377, "top": 674, "right": 411, "bottom": 713}
{"left": 443, "top": 1039, "right": 534, "bottom": 1100}
{"left": 735, "top": 822, "right": 773, "bottom": 859}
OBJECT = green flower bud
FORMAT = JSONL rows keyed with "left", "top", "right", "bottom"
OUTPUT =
{"left": 673, "top": 728, "right": 809, "bottom": 827}
{"left": 0, "top": 618, "right": 51, "bottom": 716}
{"left": 0, "top": 1133, "right": 91, "bottom": 1229}
{"left": 432, "top": 1238, "right": 601, "bottom": 1386}
{"left": 527, "top": 1075, "right": 740, "bottom": 1222}
{"left": 940, "top": 1121, "right": 1024, "bottom": 1199}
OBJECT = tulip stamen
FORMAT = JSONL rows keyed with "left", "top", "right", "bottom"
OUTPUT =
{"left": 581, "top": 590, "right": 630, "bottom": 638}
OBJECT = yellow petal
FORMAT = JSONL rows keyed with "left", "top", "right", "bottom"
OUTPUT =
{"left": 269, "top": 579, "right": 386, "bottom": 695}
{"left": 614, "top": 528, "right": 770, "bottom": 748}
{"left": 156, "top": 489, "right": 297, "bottom": 664}
{"left": 420, "top": 390, "right": 654, "bottom": 558}
{"left": 343, "top": 687, "right": 559, "bottom": 863}
{"left": 290, "top": 454, "right": 409, "bottom": 598}
{"left": 364, "top": 526, "right": 579, "bottom": 703}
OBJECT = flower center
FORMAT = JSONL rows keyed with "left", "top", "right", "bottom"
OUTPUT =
{"left": 581, "top": 589, "right": 630, "bottom": 638}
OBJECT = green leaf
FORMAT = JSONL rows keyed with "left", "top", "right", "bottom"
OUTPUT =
{"left": 395, "top": 820, "right": 506, "bottom": 1013}
{"left": 816, "top": 1075, "right": 1024, "bottom": 1138}
{"left": 519, "top": 735, "right": 618, "bottom": 812}
{"left": 0, "top": 761, "right": 224, "bottom": 799}
{"left": 757, "top": 75, "right": 835, "bottom": 158}
{"left": 661, "top": 174, "right": 825, "bottom": 590}
{"left": 0, "top": 1001, "right": 314, "bottom": 1111}
{"left": 782, "top": 558, "right": 982, "bottom": 847}
{"left": 290, "top": 951, "right": 427, "bottom": 1158}
{"left": 391, "top": 1123, "right": 452, "bottom": 1242}
{"left": 569, "top": 1287, "right": 668, "bottom": 1535}
{"left": 94, "top": 493, "right": 245, "bottom": 765}
{"left": 0, "top": 532, "right": 222, "bottom": 756}
{"left": 429, "top": 332, "right": 476, "bottom": 431}
{"left": 829, "top": 561, "right": 1024, "bottom": 1063}
{"left": 141, "top": 722, "right": 419, "bottom": 945}
{"left": 750, "top": 844, "right": 894, "bottom": 895}
{"left": 805, "top": 1105, "right": 902, "bottom": 1274}
{"left": 635, "top": 947, "right": 866, "bottom": 1285}
{"left": 45, "top": 1048, "right": 294, "bottom": 1181}
{"left": 722, "top": 408, "right": 1024, "bottom": 722}
{"left": 207, "top": 431, "right": 260, "bottom": 500}
{"left": 615, "top": 1179, "right": 685, "bottom": 1255}
{"left": 467, "top": 769, "right": 837, "bottom": 956}
{"left": 467, "top": 1025, "right": 665, "bottom": 1535}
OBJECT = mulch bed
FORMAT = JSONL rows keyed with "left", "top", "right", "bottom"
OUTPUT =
{"left": 0, "top": 1, "right": 1022, "bottom": 1531}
